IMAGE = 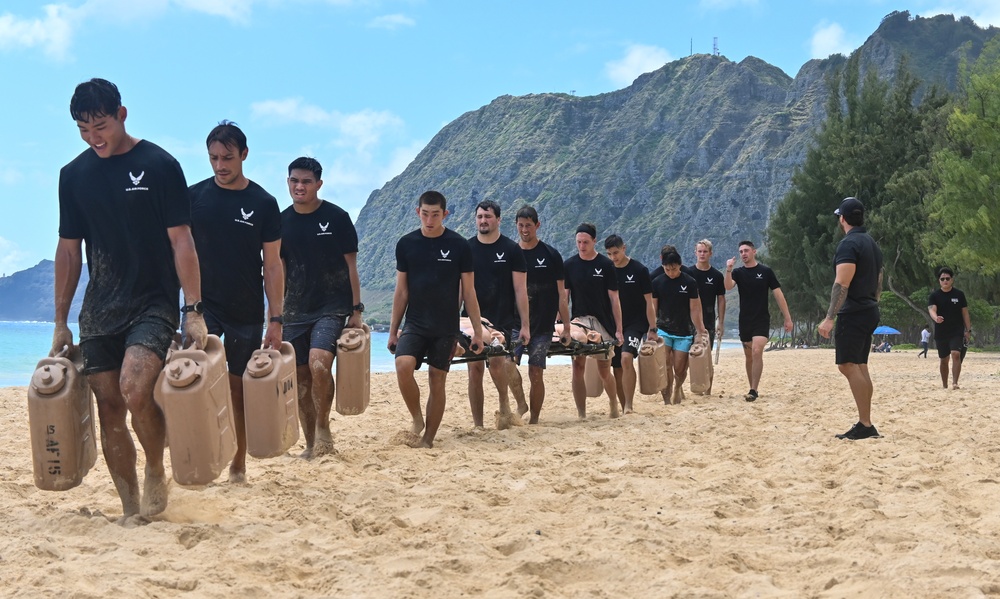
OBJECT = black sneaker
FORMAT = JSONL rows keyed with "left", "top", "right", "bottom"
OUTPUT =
{"left": 835, "top": 422, "right": 881, "bottom": 440}
{"left": 744, "top": 389, "right": 758, "bottom": 402}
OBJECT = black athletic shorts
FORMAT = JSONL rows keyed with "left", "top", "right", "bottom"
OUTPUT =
{"left": 200, "top": 309, "right": 263, "bottom": 376}
{"left": 937, "top": 335, "right": 965, "bottom": 359}
{"left": 283, "top": 315, "right": 347, "bottom": 366}
{"left": 79, "top": 312, "right": 176, "bottom": 375}
{"left": 834, "top": 307, "right": 879, "bottom": 365}
{"left": 395, "top": 331, "right": 457, "bottom": 372}
{"left": 512, "top": 328, "right": 550, "bottom": 369}
{"left": 739, "top": 319, "right": 770, "bottom": 343}
{"left": 612, "top": 323, "right": 647, "bottom": 368}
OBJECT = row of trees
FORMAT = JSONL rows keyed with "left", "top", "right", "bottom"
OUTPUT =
{"left": 764, "top": 37, "right": 1000, "bottom": 347}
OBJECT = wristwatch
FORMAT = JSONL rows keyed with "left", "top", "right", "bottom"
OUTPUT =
{"left": 352, "top": 303, "right": 365, "bottom": 313}
{"left": 180, "top": 301, "right": 204, "bottom": 315}
{"left": 269, "top": 315, "right": 283, "bottom": 324}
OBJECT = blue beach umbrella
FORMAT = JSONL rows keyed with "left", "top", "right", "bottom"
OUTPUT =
{"left": 873, "top": 325, "right": 901, "bottom": 335}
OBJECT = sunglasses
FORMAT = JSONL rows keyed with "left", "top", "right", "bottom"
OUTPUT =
{"left": 939, "top": 277, "right": 952, "bottom": 281}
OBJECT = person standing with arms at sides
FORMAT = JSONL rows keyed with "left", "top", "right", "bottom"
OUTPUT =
{"left": 724, "top": 240, "right": 793, "bottom": 402}
{"left": 506, "top": 206, "right": 571, "bottom": 424}
{"left": 389, "top": 191, "right": 484, "bottom": 448}
{"left": 919, "top": 326, "right": 931, "bottom": 358}
{"left": 604, "top": 234, "right": 657, "bottom": 413}
{"left": 928, "top": 267, "right": 971, "bottom": 390}
{"left": 53, "top": 78, "right": 207, "bottom": 519}
{"left": 564, "top": 223, "right": 624, "bottom": 419}
{"left": 466, "top": 200, "right": 529, "bottom": 430}
{"left": 818, "top": 197, "right": 884, "bottom": 440}
{"left": 651, "top": 248, "right": 708, "bottom": 405}
{"left": 281, "top": 157, "right": 362, "bottom": 459}
{"left": 190, "top": 121, "right": 283, "bottom": 481}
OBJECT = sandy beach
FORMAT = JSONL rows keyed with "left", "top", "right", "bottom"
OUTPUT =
{"left": 3, "top": 347, "right": 999, "bottom": 598}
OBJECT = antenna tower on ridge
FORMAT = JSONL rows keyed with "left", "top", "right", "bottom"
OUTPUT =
{"left": 713, "top": 37, "right": 720, "bottom": 56}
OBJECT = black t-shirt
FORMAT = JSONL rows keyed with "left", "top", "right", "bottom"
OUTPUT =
{"left": 520, "top": 241, "right": 565, "bottom": 339}
{"left": 280, "top": 201, "right": 358, "bottom": 323}
{"left": 731, "top": 263, "right": 780, "bottom": 327}
{"left": 928, "top": 288, "right": 968, "bottom": 339}
{"left": 468, "top": 234, "right": 527, "bottom": 331}
{"left": 58, "top": 140, "right": 189, "bottom": 336}
{"left": 833, "top": 227, "right": 883, "bottom": 314}
{"left": 682, "top": 264, "right": 726, "bottom": 325}
{"left": 564, "top": 253, "right": 619, "bottom": 335}
{"left": 190, "top": 178, "right": 281, "bottom": 324}
{"left": 651, "top": 272, "right": 700, "bottom": 336}
{"left": 615, "top": 258, "right": 652, "bottom": 330}
{"left": 396, "top": 228, "right": 474, "bottom": 336}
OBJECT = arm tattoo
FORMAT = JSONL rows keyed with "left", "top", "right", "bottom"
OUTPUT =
{"left": 826, "top": 283, "right": 849, "bottom": 320}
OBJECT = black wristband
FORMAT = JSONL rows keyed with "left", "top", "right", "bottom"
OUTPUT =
{"left": 269, "top": 315, "right": 283, "bottom": 324}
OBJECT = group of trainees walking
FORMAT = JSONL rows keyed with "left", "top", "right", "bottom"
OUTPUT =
{"left": 49, "top": 78, "right": 969, "bottom": 522}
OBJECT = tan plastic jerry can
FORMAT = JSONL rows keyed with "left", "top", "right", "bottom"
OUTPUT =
{"left": 335, "top": 324, "right": 371, "bottom": 416}
{"left": 243, "top": 342, "right": 299, "bottom": 458}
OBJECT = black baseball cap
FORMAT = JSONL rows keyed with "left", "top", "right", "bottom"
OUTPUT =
{"left": 834, "top": 197, "right": 864, "bottom": 217}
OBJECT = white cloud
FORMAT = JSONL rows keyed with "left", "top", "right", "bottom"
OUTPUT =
{"left": 1, "top": 166, "right": 23, "bottom": 186}
{"left": 923, "top": 1, "right": 1000, "bottom": 27}
{"left": 810, "top": 21, "right": 860, "bottom": 60}
{"left": 0, "top": 236, "right": 30, "bottom": 277}
{"left": 0, "top": 5, "right": 75, "bottom": 60}
{"left": 698, "top": 0, "right": 758, "bottom": 8}
{"left": 173, "top": 0, "right": 255, "bottom": 23}
{"left": 605, "top": 44, "right": 673, "bottom": 87}
{"left": 251, "top": 98, "right": 404, "bottom": 154}
{"left": 368, "top": 13, "right": 415, "bottom": 30}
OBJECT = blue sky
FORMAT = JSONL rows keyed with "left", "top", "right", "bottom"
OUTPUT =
{"left": 1, "top": 0, "right": 997, "bottom": 277}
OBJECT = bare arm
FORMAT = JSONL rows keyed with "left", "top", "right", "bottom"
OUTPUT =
{"left": 644, "top": 292, "right": 657, "bottom": 341}
{"left": 52, "top": 237, "right": 83, "bottom": 354}
{"left": 724, "top": 257, "right": 736, "bottom": 290}
{"left": 261, "top": 239, "right": 284, "bottom": 349}
{"left": 772, "top": 287, "right": 793, "bottom": 333}
{"left": 167, "top": 224, "right": 207, "bottom": 348}
{"left": 388, "top": 270, "right": 408, "bottom": 351}
{"left": 556, "top": 280, "right": 571, "bottom": 344}
{"left": 690, "top": 296, "right": 707, "bottom": 335}
{"left": 817, "top": 263, "right": 855, "bottom": 339}
{"left": 716, "top": 294, "right": 726, "bottom": 337}
{"left": 461, "top": 271, "right": 484, "bottom": 352}
{"left": 344, "top": 251, "right": 363, "bottom": 329}
{"left": 513, "top": 271, "right": 530, "bottom": 344}
{"left": 963, "top": 307, "right": 972, "bottom": 337}
{"left": 608, "top": 289, "right": 624, "bottom": 345}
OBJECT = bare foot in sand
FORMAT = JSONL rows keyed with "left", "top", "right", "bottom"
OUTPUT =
{"left": 228, "top": 468, "right": 247, "bottom": 484}
{"left": 495, "top": 410, "right": 523, "bottom": 430}
{"left": 405, "top": 435, "right": 432, "bottom": 449}
{"left": 661, "top": 389, "right": 671, "bottom": 405}
{"left": 609, "top": 399, "right": 620, "bottom": 419}
{"left": 952, "top": 383, "right": 960, "bottom": 390}
{"left": 516, "top": 402, "right": 530, "bottom": 417}
{"left": 312, "top": 428, "right": 336, "bottom": 457}
{"left": 670, "top": 386, "right": 685, "bottom": 405}
{"left": 140, "top": 466, "right": 168, "bottom": 517}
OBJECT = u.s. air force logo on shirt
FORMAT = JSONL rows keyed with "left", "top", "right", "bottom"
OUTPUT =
{"left": 235, "top": 207, "right": 255, "bottom": 227}
{"left": 494, "top": 252, "right": 506, "bottom": 264}
{"left": 438, "top": 249, "right": 452, "bottom": 262}
{"left": 534, "top": 258, "right": 547, "bottom": 268}
{"left": 317, "top": 222, "right": 332, "bottom": 236}
{"left": 125, "top": 171, "right": 148, "bottom": 192}
{"left": 592, "top": 268, "right": 603, "bottom": 277}
{"left": 625, "top": 274, "right": 636, "bottom": 284}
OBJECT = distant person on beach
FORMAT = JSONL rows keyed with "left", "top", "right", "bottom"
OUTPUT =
{"left": 604, "top": 234, "right": 657, "bottom": 413}
{"left": 818, "top": 197, "right": 884, "bottom": 440}
{"left": 563, "top": 223, "right": 623, "bottom": 419}
{"left": 724, "top": 240, "right": 793, "bottom": 402}
{"left": 281, "top": 157, "right": 363, "bottom": 458}
{"left": 465, "top": 200, "right": 529, "bottom": 430}
{"left": 651, "top": 248, "right": 708, "bottom": 405}
{"left": 506, "top": 206, "right": 571, "bottom": 424}
{"left": 52, "top": 78, "right": 206, "bottom": 519}
{"left": 189, "top": 121, "right": 283, "bottom": 481}
{"left": 389, "top": 191, "right": 483, "bottom": 448}
{"left": 928, "top": 267, "right": 971, "bottom": 390}
{"left": 919, "top": 327, "right": 931, "bottom": 358}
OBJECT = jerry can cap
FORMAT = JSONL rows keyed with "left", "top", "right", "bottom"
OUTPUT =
{"left": 246, "top": 351, "right": 276, "bottom": 378}
{"left": 31, "top": 363, "right": 67, "bottom": 395}
{"left": 166, "top": 358, "right": 202, "bottom": 388}
{"left": 338, "top": 330, "right": 363, "bottom": 351}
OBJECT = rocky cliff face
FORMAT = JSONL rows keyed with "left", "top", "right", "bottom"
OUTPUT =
{"left": 355, "top": 13, "right": 996, "bottom": 290}
{"left": 0, "top": 260, "right": 87, "bottom": 322}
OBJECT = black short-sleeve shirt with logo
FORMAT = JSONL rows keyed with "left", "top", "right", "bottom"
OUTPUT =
{"left": 520, "top": 241, "right": 565, "bottom": 340}
{"left": 280, "top": 200, "right": 358, "bottom": 324}
{"left": 615, "top": 258, "right": 653, "bottom": 330}
{"left": 190, "top": 178, "right": 281, "bottom": 325}
{"left": 928, "top": 287, "right": 968, "bottom": 340}
{"left": 396, "top": 228, "right": 474, "bottom": 336}
{"left": 58, "top": 140, "right": 190, "bottom": 337}
{"left": 468, "top": 234, "right": 527, "bottom": 331}
{"left": 651, "top": 271, "right": 700, "bottom": 336}
{"left": 682, "top": 264, "right": 726, "bottom": 326}
{"left": 731, "top": 263, "right": 781, "bottom": 329}
{"left": 563, "top": 253, "right": 619, "bottom": 336}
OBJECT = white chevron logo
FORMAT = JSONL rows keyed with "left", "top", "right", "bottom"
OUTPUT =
{"left": 627, "top": 275, "right": 634, "bottom": 282}
{"left": 594, "top": 269, "right": 602, "bottom": 275}
{"left": 241, "top": 208, "right": 254, "bottom": 220}
{"left": 706, "top": 277, "right": 714, "bottom": 283}
{"left": 681, "top": 285, "right": 688, "bottom": 291}
{"left": 537, "top": 258, "right": 546, "bottom": 265}
{"left": 496, "top": 252, "right": 505, "bottom": 260}
{"left": 319, "top": 222, "right": 329, "bottom": 232}
{"left": 441, "top": 250, "right": 451, "bottom": 258}
{"left": 756, "top": 273, "right": 763, "bottom": 279}
{"left": 129, "top": 171, "right": 144, "bottom": 185}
